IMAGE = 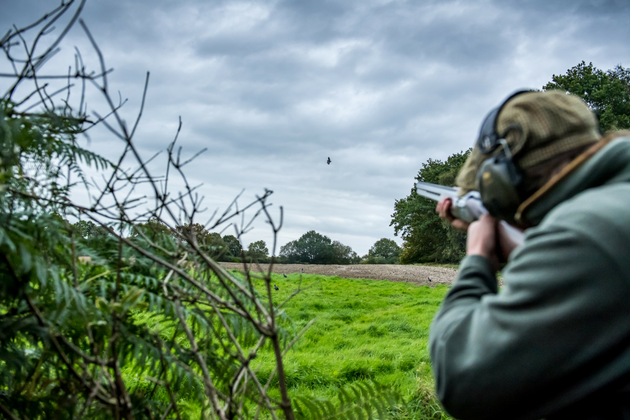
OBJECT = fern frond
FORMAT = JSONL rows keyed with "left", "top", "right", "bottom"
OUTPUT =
{"left": 294, "top": 381, "right": 403, "bottom": 420}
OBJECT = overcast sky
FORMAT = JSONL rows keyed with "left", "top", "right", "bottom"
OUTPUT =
{"left": 2, "top": 0, "right": 629, "bottom": 255}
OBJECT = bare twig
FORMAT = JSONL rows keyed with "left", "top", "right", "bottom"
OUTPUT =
{"left": 174, "top": 299, "right": 225, "bottom": 420}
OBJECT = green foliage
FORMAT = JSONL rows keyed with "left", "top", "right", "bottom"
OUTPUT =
{"left": 71, "top": 219, "right": 111, "bottom": 252}
{"left": 363, "top": 238, "right": 401, "bottom": 264}
{"left": 207, "top": 232, "right": 228, "bottom": 259}
{"left": 390, "top": 150, "right": 470, "bottom": 264}
{"left": 294, "top": 381, "right": 401, "bottom": 420}
{"left": 0, "top": 99, "right": 110, "bottom": 198}
{"left": 543, "top": 61, "right": 630, "bottom": 132}
{"left": 280, "top": 231, "right": 360, "bottom": 265}
{"left": 0, "top": 101, "right": 123, "bottom": 417}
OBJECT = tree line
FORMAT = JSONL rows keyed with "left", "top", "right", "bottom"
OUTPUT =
{"left": 69, "top": 218, "right": 401, "bottom": 265}
{"left": 280, "top": 231, "right": 401, "bottom": 265}
{"left": 391, "top": 61, "right": 630, "bottom": 265}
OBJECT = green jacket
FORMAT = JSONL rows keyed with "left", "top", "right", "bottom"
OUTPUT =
{"left": 429, "top": 137, "right": 630, "bottom": 420}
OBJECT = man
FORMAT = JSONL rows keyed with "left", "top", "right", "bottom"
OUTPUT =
{"left": 429, "top": 89, "right": 630, "bottom": 419}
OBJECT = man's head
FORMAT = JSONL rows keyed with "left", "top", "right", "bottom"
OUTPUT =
{"left": 456, "top": 90, "right": 601, "bottom": 224}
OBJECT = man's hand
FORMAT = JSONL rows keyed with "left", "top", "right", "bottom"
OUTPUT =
{"left": 436, "top": 198, "right": 471, "bottom": 231}
{"left": 467, "top": 214, "right": 521, "bottom": 271}
{"left": 467, "top": 214, "right": 497, "bottom": 259}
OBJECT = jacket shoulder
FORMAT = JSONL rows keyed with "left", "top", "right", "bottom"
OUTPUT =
{"left": 536, "top": 183, "right": 630, "bottom": 274}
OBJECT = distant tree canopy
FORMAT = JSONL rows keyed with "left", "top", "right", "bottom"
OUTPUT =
{"left": 390, "top": 150, "right": 470, "bottom": 264}
{"left": 543, "top": 61, "right": 630, "bottom": 132}
{"left": 133, "top": 217, "right": 171, "bottom": 241}
{"left": 73, "top": 219, "right": 108, "bottom": 240}
{"left": 330, "top": 240, "right": 360, "bottom": 265}
{"left": 363, "top": 238, "right": 401, "bottom": 264}
{"left": 248, "top": 240, "right": 269, "bottom": 261}
{"left": 129, "top": 221, "right": 238, "bottom": 262}
{"left": 280, "top": 230, "right": 360, "bottom": 264}
{"left": 173, "top": 223, "right": 213, "bottom": 246}
{"left": 223, "top": 234, "right": 243, "bottom": 257}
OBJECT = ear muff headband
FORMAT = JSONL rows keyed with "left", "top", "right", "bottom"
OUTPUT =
{"left": 475, "top": 90, "right": 533, "bottom": 224}
{"left": 476, "top": 90, "right": 532, "bottom": 154}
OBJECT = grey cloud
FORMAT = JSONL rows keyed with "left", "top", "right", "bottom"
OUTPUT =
{"left": 3, "top": 0, "right": 629, "bottom": 255}
{"left": 494, "top": 0, "right": 630, "bottom": 15}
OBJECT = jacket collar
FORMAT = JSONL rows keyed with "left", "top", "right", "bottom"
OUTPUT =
{"left": 515, "top": 134, "right": 630, "bottom": 227}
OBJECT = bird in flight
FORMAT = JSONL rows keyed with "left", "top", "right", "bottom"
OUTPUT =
{"left": 327, "top": 157, "right": 331, "bottom": 165}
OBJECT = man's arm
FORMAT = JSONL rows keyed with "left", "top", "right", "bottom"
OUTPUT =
{"left": 429, "top": 219, "right": 628, "bottom": 420}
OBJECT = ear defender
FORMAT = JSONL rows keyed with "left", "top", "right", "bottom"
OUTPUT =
{"left": 475, "top": 90, "right": 532, "bottom": 224}
{"left": 476, "top": 140, "right": 523, "bottom": 224}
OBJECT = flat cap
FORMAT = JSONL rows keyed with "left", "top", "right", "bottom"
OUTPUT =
{"left": 456, "top": 90, "right": 601, "bottom": 194}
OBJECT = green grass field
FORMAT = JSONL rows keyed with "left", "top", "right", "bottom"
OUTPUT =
{"left": 129, "top": 272, "right": 453, "bottom": 419}
{"left": 255, "top": 273, "right": 453, "bottom": 419}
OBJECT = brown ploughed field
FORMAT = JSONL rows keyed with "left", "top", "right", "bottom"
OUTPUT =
{"left": 219, "top": 263, "right": 458, "bottom": 287}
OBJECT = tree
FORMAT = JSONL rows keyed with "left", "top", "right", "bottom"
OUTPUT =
{"left": 390, "top": 150, "right": 470, "bottom": 264}
{"left": 173, "top": 222, "right": 212, "bottom": 245}
{"left": 364, "top": 238, "right": 401, "bottom": 264}
{"left": 173, "top": 223, "right": 230, "bottom": 260}
{"left": 279, "top": 240, "right": 300, "bottom": 263}
{"left": 280, "top": 231, "right": 359, "bottom": 264}
{"left": 543, "top": 61, "right": 630, "bottom": 132}
{"left": 133, "top": 217, "right": 171, "bottom": 241}
{"left": 223, "top": 234, "right": 242, "bottom": 258}
{"left": 248, "top": 239, "right": 269, "bottom": 261}
{"left": 331, "top": 240, "right": 361, "bottom": 264}
{"left": 297, "top": 230, "right": 333, "bottom": 263}
{"left": 280, "top": 230, "right": 332, "bottom": 264}
{"left": 73, "top": 219, "right": 108, "bottom": 239}
{"left": 207, "top": 232, "right": 228, "bottom": 258}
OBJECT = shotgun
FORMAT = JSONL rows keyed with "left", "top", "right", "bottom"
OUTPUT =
{"left": 415, "top": 181, "right": 525, "bottom": 245}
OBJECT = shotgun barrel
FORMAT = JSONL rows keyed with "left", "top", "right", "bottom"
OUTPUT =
{"left": 415, "top": 181, "right": 525, "bottom": 245}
